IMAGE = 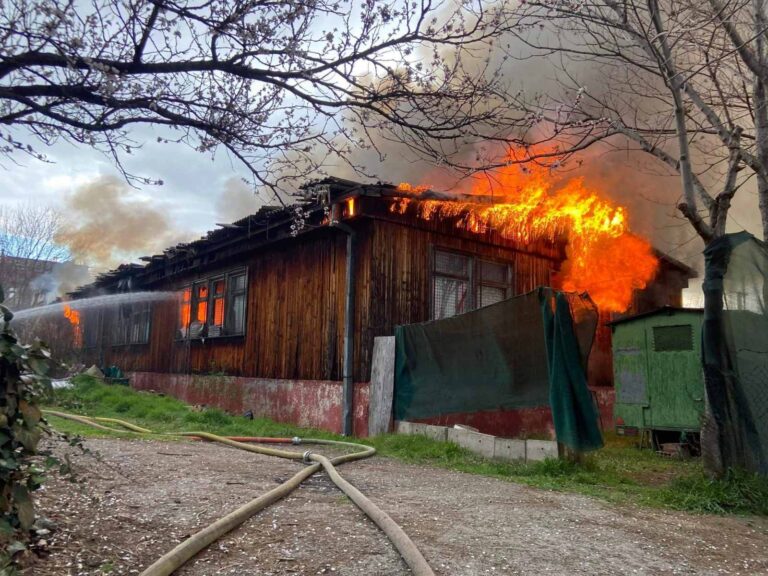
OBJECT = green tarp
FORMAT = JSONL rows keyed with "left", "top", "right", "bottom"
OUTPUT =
{"left": 394, "top": 288, "right": 603, "bottom": 451}
{"left": 394, "top": 291, "right": 550, "bottom": 420}
{"left": 542, "top": 291, "right": 604, "bottom": 452}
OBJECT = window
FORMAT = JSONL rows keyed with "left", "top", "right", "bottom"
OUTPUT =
{"left": 653, "top": 325, "right": 693, "bottom": 352}
{"left": 227, "top": 271, "right": 247, "bottom": 336}
{"left": 432, "top": 249, "right": 513, "bottom": 320}
{"left": 83, "top": 309, "right": 102, "bottom": 349}
{"left": 178, "top": 269, "right": 247, "bottom": 338}
{"left": 113, "top": 302, "right": 151, "bottom": 345}
{"left": 433, "top": 251, "right": 471, "bottom": 319}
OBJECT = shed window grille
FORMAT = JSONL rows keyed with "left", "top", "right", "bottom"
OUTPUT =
{"left": 653, "top": 325, "right": 694, "bottom": 352}
{"left": 432, "top": 249, "right": 513, "bottom": 320}
{"left": 178, "top": 269, "right": 247, "bottom": 339}
{"left": 112, "top": 302, "right": 151, "bottom": 345}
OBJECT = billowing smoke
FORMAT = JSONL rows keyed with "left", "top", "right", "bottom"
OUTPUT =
{"left": 55, "top": 175, "right": 187, "bottom": 271}
{"left": 215, "top": 177, "right": 260, "bottom": 222}
{"left": 29, "top": 261, "right": 93, "bottom": 303}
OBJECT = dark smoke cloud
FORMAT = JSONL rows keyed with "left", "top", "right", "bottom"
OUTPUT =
{"left": 55, "top": 175, "right": 189, "bottom": 271}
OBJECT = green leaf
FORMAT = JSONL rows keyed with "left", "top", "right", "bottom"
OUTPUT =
{"left": 11, "top": 423, "right": 41, "bottom": 452}
{"left": 6, "top": 541, "right": 26, "bottom": 555}
{"left": 25, "top": 357, "right": 49, "bottom": 376}
{"left": 11, "top": 484, "right": 34, "bottom": 530}
{"left": 0, "top": 304, "right": 12, "bottom": 324}
{"left": 0, "top": 518, "right": 14, "bottom": 536}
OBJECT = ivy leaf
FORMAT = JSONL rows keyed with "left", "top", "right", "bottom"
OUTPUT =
{"left": 0, "top": 304, "right": 13, "bottom": 324}
{"left": 7, "top": 540, "right": 26, "bottom": 555}
{"left": 0, "top": 518, "right": 14, "bottom": 536}
{"left": 26, "top": 357, "right": 49, "bottom": 376}
{"left": 11, "top": 484, "right": 34, "bottom": 530}
{"left": 11, "top": 423, "right": 40, "bottom": 453}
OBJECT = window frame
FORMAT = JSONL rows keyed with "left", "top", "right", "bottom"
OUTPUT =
{"left": 111, "top": 301, "right": 152, "bottom": 346}
{"left": 177, "top": 267, "right": 248, "bottom": 340}
{"left": 225, "top": 269, "right": 248, "bottom": 337}
{"left": 430, "top": 247, "right": 514, "bottom": 320}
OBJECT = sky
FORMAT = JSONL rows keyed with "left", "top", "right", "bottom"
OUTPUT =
{"left": 1, "top": 120, "right": 761, "bottom": 275}
{"left": 0, "top": 127, "right": 259, "bottom": 239}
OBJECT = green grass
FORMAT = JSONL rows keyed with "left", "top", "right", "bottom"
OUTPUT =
{"left": 45, "top": 375, "right": 768, "bottom": 516}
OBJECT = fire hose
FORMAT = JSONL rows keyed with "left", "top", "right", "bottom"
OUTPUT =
{"left": 42, "top": 410, "right": 435, "bottom": 576}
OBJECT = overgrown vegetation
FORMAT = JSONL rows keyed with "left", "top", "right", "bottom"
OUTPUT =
{"left": 48, "top": 374, "right": 768, "bottom": 517}
{"left": 0, "top": 289, "right": 54, "bottom": 574}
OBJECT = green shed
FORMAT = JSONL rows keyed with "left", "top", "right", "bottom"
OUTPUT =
{"left": 610, "top": 307, "right": 705, "bottom": 443}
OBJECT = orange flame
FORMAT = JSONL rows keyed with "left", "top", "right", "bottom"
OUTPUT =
{"left": 63, "top": 304, "right": 83, "bottom": 348}
{"left": 394, "top": 161, "right": 658, "bottom": 313}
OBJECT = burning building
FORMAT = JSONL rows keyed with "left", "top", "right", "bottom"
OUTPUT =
{"left": 63, "top": 172, "right": 695, "bottom": 437}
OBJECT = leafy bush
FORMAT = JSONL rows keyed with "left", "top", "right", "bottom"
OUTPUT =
{"left": 0, "top": 288, "right": 54, "bottom": 573}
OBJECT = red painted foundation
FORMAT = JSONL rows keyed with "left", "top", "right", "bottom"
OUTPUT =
{"left": 129, "top": 372, "right": 370, "bottom": 436}
{"left": 412, "top": 387, "right": 615, "bottom": 439}
{"left": 128, "top": 372, "right": 613, "bottom": 440}
{"left": 590, "top": 386, "right": 615, "bottom": 431}
{"left": 413, "top": 407, "right": 556, "bottom": 439}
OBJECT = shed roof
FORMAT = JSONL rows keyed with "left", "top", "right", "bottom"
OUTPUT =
{"left": 608, "top": 306, "right": 704, "bottom": 327}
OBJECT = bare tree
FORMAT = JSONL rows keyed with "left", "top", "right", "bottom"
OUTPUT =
{"left": 499, "top": 0, "right": 768, "bottom": 477}
{"left": 0, "top": 203, "right": 68, "bottom": 308}
{"left": 0, "top": 0, "right": 523, "bottom": 196}
{"left": 499, "top": 0, "right": 768, "bottom": 244}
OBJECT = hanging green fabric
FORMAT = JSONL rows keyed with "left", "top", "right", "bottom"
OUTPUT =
{"left": 541, "top": 290, "right": 603, "bottom": 452}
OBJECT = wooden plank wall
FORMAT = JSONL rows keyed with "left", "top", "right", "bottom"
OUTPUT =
{"left": 357, "top": 218, "right": 559, "bottom": 381}
{"left": 96, "top": 230, "right": 348, "bottom": 380}
{"left": 88, "top": 208, "right": 561, "bottom": 384}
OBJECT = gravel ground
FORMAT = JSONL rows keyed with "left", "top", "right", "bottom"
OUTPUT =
{"left": 23, "top": 438, "right": 768, "bottom": 576}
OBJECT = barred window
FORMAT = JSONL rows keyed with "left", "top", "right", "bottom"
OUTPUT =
{"left": 432, "top": 249, "right": 513, "bottom": 320}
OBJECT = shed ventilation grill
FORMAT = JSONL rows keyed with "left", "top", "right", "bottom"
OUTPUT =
{"left": 653, "top": 325, "right": 694, "bottom": 352}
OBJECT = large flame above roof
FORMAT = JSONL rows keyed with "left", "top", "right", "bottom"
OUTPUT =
{"left": 392, "top": 161, "right": 658, "bottom": 313}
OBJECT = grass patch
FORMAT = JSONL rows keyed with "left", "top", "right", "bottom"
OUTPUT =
{"left": 46, "top": 375, "right": 768, "bottom": 516}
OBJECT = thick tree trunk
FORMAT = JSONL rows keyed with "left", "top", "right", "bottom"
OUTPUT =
{"left": 754, "top": 0, "right": 768, "bottom": 241}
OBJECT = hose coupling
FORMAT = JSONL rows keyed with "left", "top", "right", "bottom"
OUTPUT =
{"left": 302, "top": 450, "right": 313, "bottom": 463}
{"left": 292, "top": 436, "right": 302, "bottom": 445}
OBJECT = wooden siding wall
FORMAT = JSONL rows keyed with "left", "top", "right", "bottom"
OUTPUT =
{"left": 355, "top": 218, "right": 559, "bottom": 381}
{"left": 94, "top": 230, "right": 348, "bottom": 380}
{"left": 84, "top": 214, "right": 561, "bottom": 383}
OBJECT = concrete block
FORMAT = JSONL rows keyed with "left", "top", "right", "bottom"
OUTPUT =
{"left": 493, "top": 438, "right": 526, "bottom": 462}
{"left": 419, "top": 424, "right": 448, "bottom": 442}
{"left": 447, "top": 428, "right": 495, "bottom": 459}
{"left": 395, "top": 420, "right": 412, "bottom": 435}
{"left": 526, "top": 439, "right": 559, "bottom": 461}
{"left": 408, "top": 422, "right": 428, "bottom": 436}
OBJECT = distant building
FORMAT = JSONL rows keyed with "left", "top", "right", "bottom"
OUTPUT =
{"left": 0, "top": 254, "right": 89, "bottom": 310}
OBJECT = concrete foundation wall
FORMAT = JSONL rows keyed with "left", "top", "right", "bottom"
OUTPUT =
{"left": 396, "top": 421, "right": 559, "bottom": 463}
{"left": 129, "top": 372, "right": 370, "bottom": 436}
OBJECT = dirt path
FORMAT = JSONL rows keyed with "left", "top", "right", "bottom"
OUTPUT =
{"left": 25, "top": 438, "right": 768, "bottom": 576}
